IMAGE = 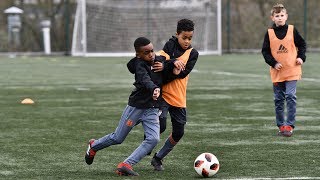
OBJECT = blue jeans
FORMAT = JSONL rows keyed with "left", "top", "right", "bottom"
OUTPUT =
{"left": 273, "top": 80, "right": 297, "bottom": 128}
{"left": 92, "top": 105, "right": 160, "bottom": 166}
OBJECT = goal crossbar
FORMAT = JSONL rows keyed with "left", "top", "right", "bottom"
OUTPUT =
{"left": 72, "top": 0, "right": 222, "bottom": 57}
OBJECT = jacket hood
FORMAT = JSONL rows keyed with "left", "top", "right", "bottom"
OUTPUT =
{"left": 168, "top": 36, "right": 177, "bottom": 44}
{"left": 127, "top": 57, "right": 138, "bottom": 74}
{"left": 127, "top": 56, "right": 165, "bottom": 74}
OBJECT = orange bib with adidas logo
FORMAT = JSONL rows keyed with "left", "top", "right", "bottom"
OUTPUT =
{"left": 268, "top": 25, "right": 302, "bottom": 83}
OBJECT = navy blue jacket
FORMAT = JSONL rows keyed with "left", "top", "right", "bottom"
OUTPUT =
{"left": 127, "top": 56, "right": 170, "bottom": 108}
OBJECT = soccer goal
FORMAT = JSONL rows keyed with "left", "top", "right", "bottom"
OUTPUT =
{"left": 72, "top": 0, "right": 222, "bottom": 57}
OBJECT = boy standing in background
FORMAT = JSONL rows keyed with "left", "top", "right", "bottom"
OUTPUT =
{"left": 261, "top": 4, "right": 306, "bottom": 137}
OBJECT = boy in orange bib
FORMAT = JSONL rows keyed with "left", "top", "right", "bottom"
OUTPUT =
{"left": 261, "top": 4, "right": 306, "bottom": 137}
{"left": 151, "top": 19, "right": 199, "bottom": 170}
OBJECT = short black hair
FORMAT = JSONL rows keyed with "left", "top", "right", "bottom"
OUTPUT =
{"left": 177, "top": 19, "right": 194, "bottom": 34}
{"left": 134, "top": 37, "right": 151, "bottom": 52}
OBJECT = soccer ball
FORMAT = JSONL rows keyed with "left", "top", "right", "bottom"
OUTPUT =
{"left": 194, "top": 152, "right": 220, "bottom": 178}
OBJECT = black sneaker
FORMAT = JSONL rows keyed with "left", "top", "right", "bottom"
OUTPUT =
{"left": 85, "top": 139, "right": 96, "bottom": 165}
{"left": 151, "top": 153, "right": 164, "bottom": 171}
{"left": 116, "top": 162, "right": 139, "bottom": 176}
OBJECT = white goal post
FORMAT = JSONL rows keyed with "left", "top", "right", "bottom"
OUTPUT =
{"left": 72, "top": 0, "right": 221, "bottom": 57}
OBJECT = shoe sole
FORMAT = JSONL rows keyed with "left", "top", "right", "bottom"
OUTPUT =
{"left": 283, "top": 132, "right": 293, "bottom": 137}
{"left": 151, "top": 161, "right": 164, "bottom": 171}
{"left": 85, "top": 139, "right": 95, "bottom": 165}
{"left": 115, "top": 170, "right": 124, "bottom": 176}
{"left": 278, "top": 131, "right": 293, "bottom": 137}
{"left": 85, "top": 155, "right": 94, "bottom": 165}
{"left": 115, "top": 169, "right": 139, "bottom": 176}
{"left": 277, "top": 131, "right": 284, "bottom": 136}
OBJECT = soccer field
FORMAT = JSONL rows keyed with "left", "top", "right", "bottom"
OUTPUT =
{"left": 1, "top": 53, "right": 320, "bottom": 179}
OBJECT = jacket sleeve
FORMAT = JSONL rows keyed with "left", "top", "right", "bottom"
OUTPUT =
{"left": 135, "top": 61, "right": 158, "bottom": 92}
{"left": 261, "top": 31, "right": 278, "bottom": 68}
{"left": 294, "top": 27, "right": 307, "bottom": 62}
{"left": 162, "top": 59, "right": 177, "bottom": 83}
{"left": 176, "top": 49, "right": 199, "bottom": 79}
{"left": 163, "top": 49, "right": 199, "bottom": 82}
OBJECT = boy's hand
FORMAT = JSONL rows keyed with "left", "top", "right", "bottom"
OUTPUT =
{"left": 153, "top": 88, "right": 160, "bottom": 100}
{"left": 173, "top": 67, "right": 181, "bottom": 75}
{"left": 174, "top": 60, "right": 185, "bottom": 71}
{"left": 152, "top": 62, "right": 164, "bottom": 72}
{"left": 296, "top": 58, "right": 303, "bottom": 65}
{"left": 274, "top": 63, "right": 283, "bottom": 70}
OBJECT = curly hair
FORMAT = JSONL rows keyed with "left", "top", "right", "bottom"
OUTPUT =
{"left": 176, "top": 19, "right": 194, "bottom": 34}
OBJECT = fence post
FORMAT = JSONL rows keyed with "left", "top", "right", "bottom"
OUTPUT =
{"left": 226, "top": 0, "right": 231, "bottom": 53}
{"left": 303, "top": 0, "right": 307, "bottom": 40}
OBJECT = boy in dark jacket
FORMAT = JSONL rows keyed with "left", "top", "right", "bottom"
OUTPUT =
{"left": 84, "top": 37, "right": 177, "bottom": 176}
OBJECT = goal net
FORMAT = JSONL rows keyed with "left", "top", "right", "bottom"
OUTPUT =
{"left": 72, "top": 0, "right": 221, "bottom": 57}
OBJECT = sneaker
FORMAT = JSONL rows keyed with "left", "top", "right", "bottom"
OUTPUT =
{"left": 116, "top": 162, "right": 139, "bottom": 176}
{"left": 278, "top": 125, "right": 286, "bottom": 136}
{"left": 282, "top": 126, "right": 293, "bottom": 137}
{"left": 151, "top": 153, "right": 164, "bottom": 171}
{"left": 85, "top": 139, "right": 96, "bottom": 165}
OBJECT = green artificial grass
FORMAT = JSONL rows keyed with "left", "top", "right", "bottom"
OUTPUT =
{"left": 0, "top": 53, "right": 319, "bottom": 179}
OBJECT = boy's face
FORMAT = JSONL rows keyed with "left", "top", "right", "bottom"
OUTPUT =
{"left": 176, "top": 31, "right": 193, "bottom": 50}
{"left": 271, "top": 10, "right": 288, "bottom": 27}
{"left": 136, "top": 43, "right": 155, "bottom": 62}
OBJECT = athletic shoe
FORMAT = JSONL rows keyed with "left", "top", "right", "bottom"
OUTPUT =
{"left": 85, "top": 139, "right": 96, "bottom": 165}
{"left": 151, "top": 153, "right": 164, "bottom": 171}
{"left": 282, "top": 125, "right": 293, "bottom": 137}
{"left": 116, "top": 162, "right": 139, "bottom": 176}
{"left": 278, "top": 125, "right": 286, "bottom": 136}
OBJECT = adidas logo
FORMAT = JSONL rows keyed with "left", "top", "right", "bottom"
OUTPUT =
{"left": 277, "top": 44, "right": 288, "bottom": 53}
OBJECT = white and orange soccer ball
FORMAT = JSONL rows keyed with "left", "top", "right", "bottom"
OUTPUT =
{"left": 194, "top": 152, "right": 220, "bottom": 178}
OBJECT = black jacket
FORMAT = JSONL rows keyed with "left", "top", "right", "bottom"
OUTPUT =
{"left": 162, "top": 36, "right": 199, "bottom": 82}
{"left": 261, "top": 24, "right": 307, "bottom": 68}
{"left": 127, "top": 55, "right": 167, "bottom": 108}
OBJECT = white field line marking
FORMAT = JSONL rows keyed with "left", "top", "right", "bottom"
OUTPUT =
{"left": 196, "top": 70, "right": 320, "bottom": 82}
{"left": 303, "top": 78, "right": 320, "bottom": 82}
{"left": 197, "top": 71, "right": 266, "bottom": 78}
{"left": 222, "top": 178, "right": 320, "bottom": 180}
{"left": 0, "top": 170, "right": 14, "bottom": 176}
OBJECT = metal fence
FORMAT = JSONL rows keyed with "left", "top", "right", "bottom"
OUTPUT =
{"left": 0, "top": 0, "right": 319, "bottom": 54}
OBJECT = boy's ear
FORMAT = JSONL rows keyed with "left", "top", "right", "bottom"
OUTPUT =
{"left": 270, "top": 16, "right": 274, "bottom": 21}
{"left": 175, "top": 32, "right": 178, "bottom": 37}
